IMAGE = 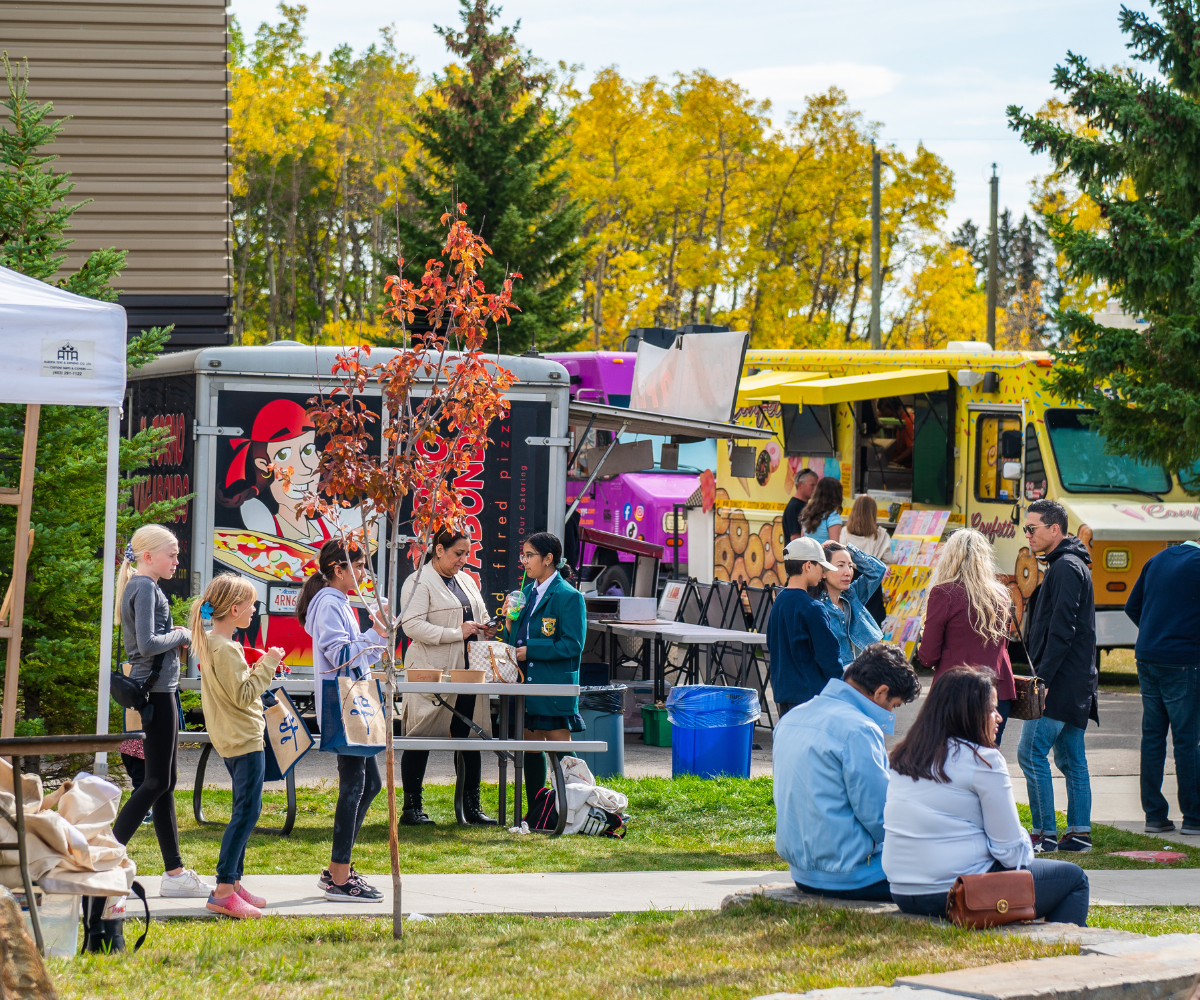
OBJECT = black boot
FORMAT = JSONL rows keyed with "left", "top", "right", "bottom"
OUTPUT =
{"left": 400, "top": 789, "right": 435, "bottom": 826}
{"left": 461, "top": 783, "right": 497, "bottom": 826}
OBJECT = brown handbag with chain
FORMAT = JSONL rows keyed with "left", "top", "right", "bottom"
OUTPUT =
{"left": 1009, "top": 674, "right": 1047, "bottom": 721}
{"left": 946, "top": 870, "right": 1036, "bottom": 928}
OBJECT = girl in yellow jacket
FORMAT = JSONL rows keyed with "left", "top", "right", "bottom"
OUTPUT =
{"left": 191, "top": 574, "right": 284, "bottom": 918}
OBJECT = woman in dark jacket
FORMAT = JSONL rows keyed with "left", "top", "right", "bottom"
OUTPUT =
{"left": 917, "top": 528, "right": 1017, "bottom": 742}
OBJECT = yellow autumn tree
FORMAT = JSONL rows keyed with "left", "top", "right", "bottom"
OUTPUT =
{"left": 887, "top": 245, "right": 988, "bottom": 348}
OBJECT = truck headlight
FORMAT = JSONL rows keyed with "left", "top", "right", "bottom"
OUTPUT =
{"left": 1104, "top": 548, "right": 1130, "bottom": 571}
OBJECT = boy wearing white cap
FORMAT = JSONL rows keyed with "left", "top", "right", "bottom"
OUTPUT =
{"left": 766, "top": 537, "right": 842, "bottom": 718}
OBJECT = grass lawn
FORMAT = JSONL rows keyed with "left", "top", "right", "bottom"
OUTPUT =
{"left": 51, "top": 898, "right": 1078, "bottom": 1000}
{"left": 124, "top": 776, "right": 781, "bottom": 876}
{"left": 121, "top": 775, "right": 1200, "bottom": 876}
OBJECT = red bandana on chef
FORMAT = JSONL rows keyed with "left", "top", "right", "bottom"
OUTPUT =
{"left": 225, "top": 399, "right": 315, "bottom": 488}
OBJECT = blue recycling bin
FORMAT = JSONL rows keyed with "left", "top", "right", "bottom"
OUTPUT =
{"left": 577, "top": 684, "right": 626, "bottom": 778}
{"left": 667, "top": 685, "right": 760, "bottom": 779}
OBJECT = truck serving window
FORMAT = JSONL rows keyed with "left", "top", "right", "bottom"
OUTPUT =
{"left": 1044, "top": 409, "right": 1171, "bottom": 494}
{"left": 780, "top": 403, "right": 834, "bottom": 457}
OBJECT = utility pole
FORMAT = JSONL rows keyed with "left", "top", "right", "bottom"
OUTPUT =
{"left": 869, "top": 144, "right": 881, "bottom": 349}
{"left": 986, "top": 163, "right": 999, "bottom": 349}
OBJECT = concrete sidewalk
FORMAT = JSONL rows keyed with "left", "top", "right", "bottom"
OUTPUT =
{"left": 135, "top": 869, "right": 1200, "bottom": 919}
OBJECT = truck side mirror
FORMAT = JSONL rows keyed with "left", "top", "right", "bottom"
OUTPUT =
{"left": 1000, "top": 429, "right": 1022, "bottom": 459}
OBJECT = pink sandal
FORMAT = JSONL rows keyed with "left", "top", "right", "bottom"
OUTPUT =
{"left": 235, "top": 885, "right": 266, "bottom": 909}
{"left": 206, "top": 891, "right": 262, "bottom": 919}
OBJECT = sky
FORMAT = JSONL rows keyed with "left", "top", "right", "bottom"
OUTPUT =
{"left": 230, "top": 0, "right": 1150, "bottom": 233}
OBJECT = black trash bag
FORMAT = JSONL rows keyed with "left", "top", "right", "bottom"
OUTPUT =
{"left": 578, "top": 684, "right": 626, "bottom": 715}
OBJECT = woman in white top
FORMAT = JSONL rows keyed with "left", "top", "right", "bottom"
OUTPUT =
{"left": 882, "top": 665, "right": 1090, "bottom": 925}
{"left": 841, "top": 495, "right": 892, "bottom": 626}
{"left": 399, "top": 528, "right": 496, "bottom": 827}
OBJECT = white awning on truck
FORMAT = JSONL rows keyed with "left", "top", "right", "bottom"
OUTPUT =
{"left": 1063, "top": 501, "right": 1200, "bottom": 541}
{"left": 568, "top": 400, "right": 774, "bottom": 441}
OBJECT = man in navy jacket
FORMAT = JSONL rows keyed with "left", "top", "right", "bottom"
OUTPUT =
{"left": 1126, "top": 539, "right": 1200, "bottom": 835}
{"left": 767, "top": 537, "right": 842, "bottom": 718}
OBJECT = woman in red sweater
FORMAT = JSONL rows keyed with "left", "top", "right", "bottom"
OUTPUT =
{"left": 918, "top": 529, "right": 1017, "bottom": 742}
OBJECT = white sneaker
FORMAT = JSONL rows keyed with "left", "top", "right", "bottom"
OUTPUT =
{"left": 160, "top": 868, "right": 216, "bottom": 898}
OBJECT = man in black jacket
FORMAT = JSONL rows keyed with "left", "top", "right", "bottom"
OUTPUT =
{"left": 1016, "top": 499, "right": 1098, "bottom": 854}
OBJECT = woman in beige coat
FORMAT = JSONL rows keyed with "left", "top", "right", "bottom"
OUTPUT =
{"left": 399, "top": 528, "right": 496, "bottom": 826}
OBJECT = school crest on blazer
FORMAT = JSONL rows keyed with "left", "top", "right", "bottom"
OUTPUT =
{"left": 541, "top": 617, "right": 557, "bottom": 636}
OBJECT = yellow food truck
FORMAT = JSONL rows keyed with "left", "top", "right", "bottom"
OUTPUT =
{"left": 713, "top": 344, "right": 1200, "bottom": 657}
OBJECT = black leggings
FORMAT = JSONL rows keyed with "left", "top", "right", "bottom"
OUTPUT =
{"left": 113, "top": 691, "right": 182, "bottom": 871}
{"left": 331, "top": 754, "right": 382, "bottom": 865}
{"left": 401, "top": 694, "right": 481, "bottom": 794}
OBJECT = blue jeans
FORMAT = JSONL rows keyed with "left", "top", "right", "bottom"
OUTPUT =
{"left": 892, "top": 858, "right": 1089, "bottom": 926}
{"left": 1139, "top": 659, "right": 1200, "bottom": 827}
{"left": 217, "top": 750, "right": 265, "bottom": 885}
{"left": 1018, "top": 716, "right": 1091, "bottom": 835}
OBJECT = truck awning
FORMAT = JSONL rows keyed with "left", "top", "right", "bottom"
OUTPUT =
{"left": 738, "top": 368, "right": 949, "bottom": 405}
{"left": 1062, "top": 501, "right": 1200, "bottom": 541}
{"left": 567, "top": 400, "right": 774, "bottom": 441}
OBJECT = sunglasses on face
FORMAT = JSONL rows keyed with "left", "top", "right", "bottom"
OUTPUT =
{"left": 1022, "top": 523, "right": 1043, "bottom": 536}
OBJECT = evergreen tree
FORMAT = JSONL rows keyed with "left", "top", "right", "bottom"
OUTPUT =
{"left": 1009, "top": 1, "right": 1200, "bottom": 490}
{"left": 396, "top": 0, "right": 588, "bottom": 353}
{"left": 0, "top": 57, "right": 182, "bottom": 742}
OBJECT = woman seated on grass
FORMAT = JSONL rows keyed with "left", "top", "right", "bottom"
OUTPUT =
{"left": 882, "top": 665, "right": 1090, "bottom": 926}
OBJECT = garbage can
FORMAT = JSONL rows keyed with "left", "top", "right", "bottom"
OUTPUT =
{"left": 578, "top": 684, "right": 627, "bottom": 778}
{"left": 666, "top": 685, "right": 760, "bottom": 779}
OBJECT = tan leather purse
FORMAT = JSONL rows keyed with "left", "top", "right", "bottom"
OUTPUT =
{"left": 945, "top": 870, "right": 1036, "bottom": 928}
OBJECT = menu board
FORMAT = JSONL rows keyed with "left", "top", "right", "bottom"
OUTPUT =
{"left": 893, "top": 508, "right": 950, "bottom": 541}
{"left": 880, "top": 509, "right": 952, "bottom": 658}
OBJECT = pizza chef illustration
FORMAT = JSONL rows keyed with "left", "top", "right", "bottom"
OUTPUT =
{"left": 220, "top": 399, "right": 346, "bottom": 543}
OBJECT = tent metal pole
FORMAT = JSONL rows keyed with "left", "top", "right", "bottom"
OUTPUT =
{"left": 93, "top": 406, "right": 121, "bottom": 775}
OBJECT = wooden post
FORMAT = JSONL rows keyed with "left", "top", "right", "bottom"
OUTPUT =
{"left": 2, "top": 404, "right": 40, "bottom": 739}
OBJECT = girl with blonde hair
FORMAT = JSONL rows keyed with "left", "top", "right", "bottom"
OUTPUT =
{"left": 112, "top": 525, "right": 213, "bottom": 898}
{"left": 191, "top": 574, "right": 284, "bottom": 918}
{"left": 917, "top": 528, "right": 1017, "bottom": 742}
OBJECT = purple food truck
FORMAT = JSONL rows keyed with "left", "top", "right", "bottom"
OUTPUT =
{"left": 548, "top": 351, "right": 712, "bottom": 595}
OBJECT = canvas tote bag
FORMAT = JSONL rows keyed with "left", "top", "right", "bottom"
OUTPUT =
{"left": 320, "top": 647, "right": 388, "bottom": 755}
{"left": 262, "top": 688, "right": 314, "bottom": 780}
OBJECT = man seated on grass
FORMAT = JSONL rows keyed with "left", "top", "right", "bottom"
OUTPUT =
{"left": 773, "top": 643, "right": 921, "bottom": 901}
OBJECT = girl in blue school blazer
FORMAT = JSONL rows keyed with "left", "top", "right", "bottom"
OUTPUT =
{"left": 505, "top": 531, "right": 587, "bottom": 817}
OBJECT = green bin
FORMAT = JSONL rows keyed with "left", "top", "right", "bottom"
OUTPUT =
{"left": 640, "top": 705, "right": 672, "bottom": 747}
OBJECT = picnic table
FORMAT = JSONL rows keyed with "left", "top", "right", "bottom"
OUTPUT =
{"left": 588, "top": 619, "right": 768, "bottom": 701}
{"left": 180, "top": 681, "right": 606, "bottom": 838}
{"left": 393, "top": 681, "right": 606, "bottom": 836}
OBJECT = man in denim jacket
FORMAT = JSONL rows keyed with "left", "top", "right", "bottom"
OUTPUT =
{"left": 774, "top": 644, "right": 921, "bottom": 901}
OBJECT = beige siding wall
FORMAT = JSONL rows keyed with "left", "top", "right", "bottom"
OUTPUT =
{"left": 0, "top": 0, "right": 231, "bottom": 295}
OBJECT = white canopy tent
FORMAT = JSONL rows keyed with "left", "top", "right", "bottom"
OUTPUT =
{"left": 0, "top": 266, "right": 127, "bottom": 765}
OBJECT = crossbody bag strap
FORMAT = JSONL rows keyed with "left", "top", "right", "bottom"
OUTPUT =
{"left": 141, "top": 650, "right": 168, "bottom": 693}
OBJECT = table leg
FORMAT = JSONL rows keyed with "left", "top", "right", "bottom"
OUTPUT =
{"left": 193, "top": 743, "right": 213, "bottom": 825}
{"left": 514, "top": 696, "right": 525, "bottom": 822}
{"left": 498, "top": 695, "right": 509, "bottom": 827}
{"left": 652, "top": 637, "right": 662, "bottom": 703}
{"left": 547, "top": 751, "right": 568, "bottom": 836}
{"left": 12, "top": 755, "right": 43, "bottom": 953}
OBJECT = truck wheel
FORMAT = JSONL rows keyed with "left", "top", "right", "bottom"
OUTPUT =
{"left": 596, "top": 564, "right": 631, "bottom": 597}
